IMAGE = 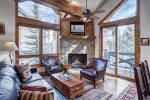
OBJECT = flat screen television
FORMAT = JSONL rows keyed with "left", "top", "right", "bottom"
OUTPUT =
{"left": 70, "top": 22, "right": 85, "bottom": 35}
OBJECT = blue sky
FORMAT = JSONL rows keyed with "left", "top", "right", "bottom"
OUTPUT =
{"left": 107, "top": 0, "right": 137, "bottom": 22}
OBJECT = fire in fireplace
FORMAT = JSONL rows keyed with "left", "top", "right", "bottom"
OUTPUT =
{"left": 68, "top": 54, "right": 87, "bottom": 68}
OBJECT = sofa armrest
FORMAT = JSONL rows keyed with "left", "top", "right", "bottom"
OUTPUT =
{"left": 31, "top": 68, "right": 37, "bottom": 73}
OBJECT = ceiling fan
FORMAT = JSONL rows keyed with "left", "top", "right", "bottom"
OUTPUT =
{"left": 79, "top": 0, "right": 105, "bottom": 22}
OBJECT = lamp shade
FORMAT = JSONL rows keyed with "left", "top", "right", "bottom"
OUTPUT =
{"left": 2, "top": 42, "right": 18, "bottom": 51}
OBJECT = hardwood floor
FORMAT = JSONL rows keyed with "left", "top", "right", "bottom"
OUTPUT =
{"left": 69, "top": 69, "right": 135, "bottom": 99}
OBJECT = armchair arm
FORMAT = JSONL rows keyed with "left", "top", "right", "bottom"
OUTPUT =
{"left": 96, "top": 69, "right": 106, "bottom": 80}
{"left": 81, "top": 65, "right": 91, "bottom": 69}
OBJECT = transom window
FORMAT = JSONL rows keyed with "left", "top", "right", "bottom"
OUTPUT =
{"left": 18, "top": 1, "right": 59, "bottom": 24}
{"left": 105, "top": 0, "right": 137, "bottom": 22}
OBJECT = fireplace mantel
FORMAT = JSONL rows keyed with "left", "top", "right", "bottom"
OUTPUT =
{"left": 60, "top": 36, "right": 96, "bottom": 40}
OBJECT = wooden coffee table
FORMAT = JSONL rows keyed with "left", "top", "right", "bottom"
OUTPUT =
{"left": 51, "top": 73, "right": 84, "bottom": 100}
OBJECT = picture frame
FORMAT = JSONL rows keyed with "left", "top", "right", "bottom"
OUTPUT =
{"left": 0, "top": 22, "right": 5, "bottom": 35}
{"left": 141, "top": 38, "right": 149, "bottom": 46}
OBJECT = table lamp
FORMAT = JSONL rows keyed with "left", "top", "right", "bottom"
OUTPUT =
{"left": 2, "top": 42, "right": 18, "bottom": 64}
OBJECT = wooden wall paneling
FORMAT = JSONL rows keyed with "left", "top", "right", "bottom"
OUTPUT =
{"left": 61, "top": 21, "right": 70, "bottom": 37}
{"left": 135, "top": 0, "right": 140, "bottom": 67}
{"left": 61, "top": 18, "right": 95, "bottom": 39}
{"left": 86, "top": 20, "right": 94, "bottom": 36}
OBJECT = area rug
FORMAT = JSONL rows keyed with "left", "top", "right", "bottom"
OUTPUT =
{"left": 43, "top": 76, "right": 51, "bottom": 83}
{"left": 117, "top": 85, "right": 137, "bottom": 100}
{"left": 83, "top": 82, "right": 94, "bottom": 94}
{"left": 74, "top": 88, "right": 112, "bottom": 100}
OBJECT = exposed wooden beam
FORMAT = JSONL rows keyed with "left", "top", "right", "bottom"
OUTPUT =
{"left": 99, "top": 17, "right": 136, "bottom": 27}
{"left": 18, "top": 0, "right": 82, "bottom": 16}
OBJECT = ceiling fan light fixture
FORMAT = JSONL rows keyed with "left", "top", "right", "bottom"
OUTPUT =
{"left": 83, "top": 17, "right": 87, "bottom": 21}
{"left": 83, "top": 16, "right": 92, "bottom": 22}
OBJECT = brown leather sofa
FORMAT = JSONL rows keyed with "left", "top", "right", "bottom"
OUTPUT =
{"left": 80, "top": 58, "right": 108, "bottom": 88}
{"left": 43, "top": 56, "right": 62, "bottom": 76}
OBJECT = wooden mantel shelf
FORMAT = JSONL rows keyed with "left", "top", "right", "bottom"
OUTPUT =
{"left": 60, "top": 36, "right": 96, "bottom": 40}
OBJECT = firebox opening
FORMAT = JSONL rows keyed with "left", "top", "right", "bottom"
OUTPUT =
{"left": 68, "top": 54, "right": 87, "bottom": 68}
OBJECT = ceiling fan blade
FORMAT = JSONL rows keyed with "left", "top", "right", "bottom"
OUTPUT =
{"left": 91, "top": 15, "right": 100, "bottom": 19}
{"left": 91, "top": 10, "right": 105, "bottom": 15}
{"left": 80, "top": 6, "right": 87, "bottom": 13}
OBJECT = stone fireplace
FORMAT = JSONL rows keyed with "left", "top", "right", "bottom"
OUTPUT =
{"left": 60, "top": 39, "right": 95, "bottom": 64}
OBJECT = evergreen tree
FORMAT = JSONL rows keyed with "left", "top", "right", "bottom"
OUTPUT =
{"left": 24, "top": 3, "right": 40, "bottom": 54}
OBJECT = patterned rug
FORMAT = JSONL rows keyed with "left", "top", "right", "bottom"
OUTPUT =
{"left": 74, "top": 88, "right": 112, "bottom": 100}
{"left": 117, "top": 85, "right": 137, "bottom": 100}
{"left": 44, "top": 76, "right": 51, "bottom": 83}
{"left": 83, "top": 82, "right": 94, "bottom": 94}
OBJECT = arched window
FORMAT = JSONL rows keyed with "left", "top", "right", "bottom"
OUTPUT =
{"left": 18, "top": 1, "right": 59, "bottom": 24}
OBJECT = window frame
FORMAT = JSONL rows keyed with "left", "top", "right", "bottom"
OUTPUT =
{"left": 99, "top": 0, "right": 140, "bottom": 81}
{"left": 15, "top": 1, "right": 60, "bottom": 67}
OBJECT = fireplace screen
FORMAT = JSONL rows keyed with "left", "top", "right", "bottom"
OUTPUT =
{"left": 68, "top": 54, "right": 87, "bottom": 65}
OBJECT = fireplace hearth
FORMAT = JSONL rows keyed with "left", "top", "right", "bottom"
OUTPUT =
{"left": 68, "top": 54, "right": 87, "bottom": 68}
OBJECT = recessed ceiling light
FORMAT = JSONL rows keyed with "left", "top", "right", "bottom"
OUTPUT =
{"left": 72, "top": 0, "right": 78, "bottom": 6}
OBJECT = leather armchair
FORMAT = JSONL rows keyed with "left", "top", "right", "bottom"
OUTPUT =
{"left": 43, "top": 56, "right": 62, "bottom": 76}
{"left": 80, "top": 58, "right": 108, "bottom": 88}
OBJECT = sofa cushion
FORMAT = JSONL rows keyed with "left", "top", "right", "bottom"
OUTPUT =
{"left": 15, "top": 63, "right": 32, "bottom": 82}
{"left": 21, "top": 85, "right": 48, "bottom": 92}
{"left": 0, "top": 61, "right": 17, "bottom": 80}
{"left": 20, "top": 90, "right": 54, "bottom": 100}
{"left": 25, "top": 79, "right": 53, "bottom": 91}
{"left": 0, "top": 76, "right": 18, "bottom": 100}
{"left": 80, "top": 69, "right": 96, "bottom": 78}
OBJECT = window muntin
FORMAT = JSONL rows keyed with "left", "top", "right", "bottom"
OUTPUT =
{"left": 19, "top": 26, "right": 39, "bottom": 55}
{"left": 105, "top": 0, "right": 137, "bottom": 22}
{"left": 18, "top": 1, "right": 59, "bottom": 24}
{"left": 42, "top": 29, "right": 58, "bottom": 54}
{"left": 19, "top": 58, "right": 40, "bottom": 65}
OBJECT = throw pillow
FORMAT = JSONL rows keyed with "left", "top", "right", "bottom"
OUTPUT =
{"left": 21, "top": 85, "right": 48, "bottom": 92}
{"left": 20, "top": 90, "right": 54, "bottom": 100}
{"left": 87, "top": 59, "right": 95, "bottom": 68}
{"left": 15, "top": 63, "right": 32, "bottom": 82}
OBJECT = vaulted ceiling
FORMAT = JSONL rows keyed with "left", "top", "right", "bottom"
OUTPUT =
{"left": 68, "top": 0, "right": 122, "bottom": 22}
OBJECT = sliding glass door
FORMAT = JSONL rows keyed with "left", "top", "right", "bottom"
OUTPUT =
{"left": 118, "top": 24, "right": 135, "bottom": 78}
{"left": 102, "top": 24, "right": 135, "bottom": 79}
{"left": 103, "top": 27, "right": 116, "bottom": 75}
